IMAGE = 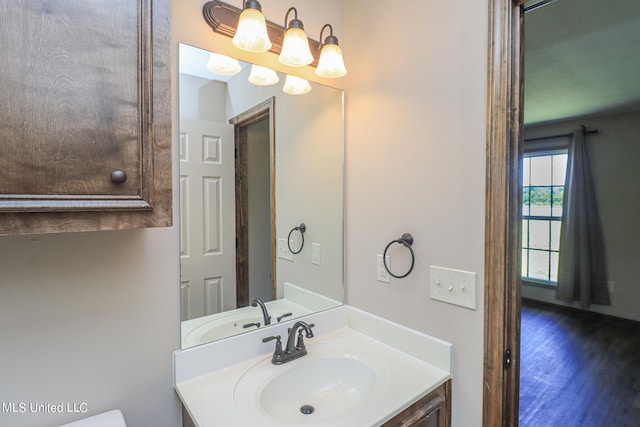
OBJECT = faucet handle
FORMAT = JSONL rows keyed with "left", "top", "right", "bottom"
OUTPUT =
{"left": 243, "top": 322, "right": 261, "bottom": 329}
{"left": 277, "top": 312, "right": 293, "bottom": 322}
{"left": 262, "top": 335, "right": 285, "bottom": 364}
{"left": 262, "top": 335, "right": 281, "bottom": 343}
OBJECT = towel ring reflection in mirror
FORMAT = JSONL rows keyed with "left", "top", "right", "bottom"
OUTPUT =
{"left": 383, "top": 233, "right": 415, "bottom": 279}
{"left": 287, "top": 223, "right": 306, "bottom": 254}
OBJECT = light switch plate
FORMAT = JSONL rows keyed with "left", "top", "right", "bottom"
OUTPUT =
{"left": 429, "top": 265, "right": 477, "bottom": 310}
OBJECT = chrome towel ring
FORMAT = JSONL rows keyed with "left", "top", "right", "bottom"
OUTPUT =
{"left": 383, "top": 233, "right": 415, "bottom": 279}
{"left": 287, "top": 223, "right": 306, "bottom": 254}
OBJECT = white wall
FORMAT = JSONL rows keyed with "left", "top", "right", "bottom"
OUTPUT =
{"left": 522, "top": 110, "right": 640, "bottom": 321}
{"left": 178, "top": 74, "right": 227, "bottom": 123}
{"left": 0, "top": 229, "right": 181, "bottom": 427}
{"left": 343, "top": 1, "right": 488, "bottom": 427}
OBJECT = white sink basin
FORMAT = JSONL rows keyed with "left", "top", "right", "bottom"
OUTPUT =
{"left": 234, "top": 343, "right": 390, "bottom": 424}
{"left": 174, "top": 306, "right": 453, "bottom": 427}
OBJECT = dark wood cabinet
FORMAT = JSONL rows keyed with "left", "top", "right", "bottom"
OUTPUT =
{"left": 0, "top": 0, "right": 171, "bottom": 234}
{"left": 382, "top": 380, "right": 451, "bottom": 427}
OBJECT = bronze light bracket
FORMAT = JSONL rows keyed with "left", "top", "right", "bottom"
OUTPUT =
{"left": 319, "top": 23, "right": 339, "bottom": 46}
{"left": 202, "top": 0, "right": 321, "bottom": 67}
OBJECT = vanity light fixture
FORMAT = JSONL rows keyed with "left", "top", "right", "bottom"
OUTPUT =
{"left": 202, "top": 1, "right": 346, "bottom": 78}
{"left": 248, "top": 64, "right": 279, "bottom": 86}
{"left": 206, "top": 52, "right": 242, "bottom": 75}
{"left": 278, "top": 7, "right": 314, "bottom": 67}
{"left": 231, "top": 0, "right": 272, "bottom": 52}
{"left": 283, "top": 75, "right": 311, "bottom": 95}
{"left": 315, "top": 24, "right": 347, "bottom": 78}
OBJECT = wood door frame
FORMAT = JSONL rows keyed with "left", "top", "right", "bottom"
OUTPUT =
{"left": 230, "top": 97, "right": 276, "bottom": 307}
{"left": 483, "top": 0, "right": 525, "bottom": 425}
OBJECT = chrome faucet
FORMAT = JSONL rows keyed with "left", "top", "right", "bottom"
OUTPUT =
{"left": 251, "top": 298, "right": 271, "bottom": 326}
{"left": 262, "top": 321, "right": 314, "bottom": 365}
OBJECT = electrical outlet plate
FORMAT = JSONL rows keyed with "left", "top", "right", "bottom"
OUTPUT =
{"left": 429, "top": 265, "right": 477, "bottom": 310}
{"left": 277, "top": 238, "right": 293, "bottom": 261}
{"left": 377, "top": 254, "right": 391, "bottom": 283}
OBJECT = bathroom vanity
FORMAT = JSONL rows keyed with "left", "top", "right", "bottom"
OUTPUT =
{"left": 173, "top": 305, "right": 452, "bottom": 426}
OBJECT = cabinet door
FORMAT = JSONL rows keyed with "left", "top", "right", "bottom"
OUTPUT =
{"left": 396, "top": 403, "right": 442, "bottom": 427}
{"left": 382, "top": 380, "right": 451, "bottom": 427}
{"left": 0, "top": 0, "right": 171, "bottom": 234}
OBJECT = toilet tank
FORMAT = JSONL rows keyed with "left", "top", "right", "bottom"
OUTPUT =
{"left": 58, "top": 410, "right": 127, "bottom": 427}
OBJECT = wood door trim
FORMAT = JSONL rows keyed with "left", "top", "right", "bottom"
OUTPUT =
{"left": 234, "top": 124, "right": 250, "bottom": 308}
{"left": 230, "top": 97, "right": 276, "bottom": 306}
{"left": 483, "top": 0, "right": 523, "bottom": 426}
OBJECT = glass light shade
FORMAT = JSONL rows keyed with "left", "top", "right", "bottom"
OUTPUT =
{"left": 248, "top": 65, "right": 279, "bottom": 86}
{"left": 206, "top": 52, "right": 241, "bottom": 76}
{"left": 315, "top": 43, "right": 347, "bottom": 78}
{"left": 283, "top": 75, "right": 311, "bottom": 95}
{"left": 232, "top": 8, "right": 272, "bottom": 52}
{"left": 278, "top": 27, "right": 314, "bottom": 67}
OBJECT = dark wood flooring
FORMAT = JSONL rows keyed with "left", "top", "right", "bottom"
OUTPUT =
{"left": 519, "top": 299, "right": 640, "bottom": 427}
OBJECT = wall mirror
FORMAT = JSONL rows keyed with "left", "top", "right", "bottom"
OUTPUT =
{"left": 178, "top": 43, "right": 344, "bottom": 349}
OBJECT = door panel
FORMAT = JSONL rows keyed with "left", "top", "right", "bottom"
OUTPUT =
{"left": 180, "top": 118, "right": 236, "bottom": 319}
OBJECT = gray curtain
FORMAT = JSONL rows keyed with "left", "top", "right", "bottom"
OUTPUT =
{"left": 556, "top": 126, "right": 610, "bottom": 307}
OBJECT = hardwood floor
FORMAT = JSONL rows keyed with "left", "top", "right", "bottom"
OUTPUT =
{"left": 519, "top": 299, "right": 640, "bottom": 427}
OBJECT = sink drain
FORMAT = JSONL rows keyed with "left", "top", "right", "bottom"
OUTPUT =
{"left": 300, "top": 404, "right": 315, "bottom": 415}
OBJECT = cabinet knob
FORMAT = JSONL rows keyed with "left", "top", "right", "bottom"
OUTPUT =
{"left": 111, "top": 169, "right": 127, "bottom": 184}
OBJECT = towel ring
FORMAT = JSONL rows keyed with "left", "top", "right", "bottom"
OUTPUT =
{"left": 287, "top": 223, "right": 306, "bottom": 254}
{"left": 383, "top": 233, "right": 415, "bottom": 279}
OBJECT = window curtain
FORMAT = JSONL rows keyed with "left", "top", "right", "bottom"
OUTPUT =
{"left": 556, "top": 126, "right": 610, "bottom": 307}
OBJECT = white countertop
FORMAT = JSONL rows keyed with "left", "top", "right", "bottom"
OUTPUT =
{"left": 173, "top": 305, "right": 452, "bottom": 427}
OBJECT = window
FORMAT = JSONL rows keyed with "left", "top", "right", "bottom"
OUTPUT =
{"left": 522, "top": 149, "right": 568, "bottom": 284}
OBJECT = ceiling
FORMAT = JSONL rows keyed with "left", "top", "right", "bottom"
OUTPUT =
{"left": 524, "top": 0, "right": 640, "bottom": 125}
